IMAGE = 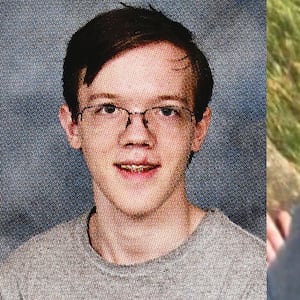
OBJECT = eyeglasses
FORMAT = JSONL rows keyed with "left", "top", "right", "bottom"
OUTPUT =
{"left": 77, "top": 103, "right": 195, "bottom": 131}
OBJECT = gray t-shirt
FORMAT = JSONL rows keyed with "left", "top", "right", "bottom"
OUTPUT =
{"left": 0, "top": 209, "right": 265, "bottom": 299}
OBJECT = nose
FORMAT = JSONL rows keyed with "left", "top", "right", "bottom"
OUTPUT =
{"left": 126, "top": 112, "right": 149, "bottom": 128}
{"left": 119, "top": 113, "right": 156, "bottom": 148}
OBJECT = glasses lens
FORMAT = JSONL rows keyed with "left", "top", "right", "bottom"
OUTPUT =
{"left": 145, "top": 106, "right": 193, "bottom": 130}
{"left": 82, "top": 104, "right": 128, "bottom": 127}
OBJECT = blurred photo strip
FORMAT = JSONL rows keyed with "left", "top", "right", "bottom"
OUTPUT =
{"left": 267, "top": 0, "right": 300, "bottom": 298}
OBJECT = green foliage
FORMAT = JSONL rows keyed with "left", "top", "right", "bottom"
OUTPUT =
{"left": 267, "top": 0, "right": 300, "bottom": 166}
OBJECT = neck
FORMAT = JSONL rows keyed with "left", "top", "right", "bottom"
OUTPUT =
{"left": 89, "top": 188, "right": 206, "bottom": 265}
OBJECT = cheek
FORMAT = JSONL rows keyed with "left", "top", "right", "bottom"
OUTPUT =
{"left": 80, "top": 130, "right": 115, "bottom": 165}
{"left": 159, "top": 130, "right": 193, "bottom": 162}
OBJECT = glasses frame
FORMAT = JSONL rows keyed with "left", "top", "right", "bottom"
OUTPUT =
{"left": 77, "top": 104, "right": 196, "bottom": 128}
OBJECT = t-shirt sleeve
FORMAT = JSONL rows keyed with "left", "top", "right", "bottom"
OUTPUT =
{"left": 0, "top": 259, "right": 23, "bottom": 300}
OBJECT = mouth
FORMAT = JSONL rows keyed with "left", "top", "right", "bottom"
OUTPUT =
{"left": 115, "top": 164, "right": 159, "bottom": 173}
{"left": 114, "top": 162, "right": 160, "bottom": 179}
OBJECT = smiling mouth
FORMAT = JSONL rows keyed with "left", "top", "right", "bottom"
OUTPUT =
{"left": 115, "top": 164, "right": 159, "bottom": 173}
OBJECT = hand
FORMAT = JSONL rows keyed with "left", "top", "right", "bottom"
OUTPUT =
{"left": 267, "top": 210, "right": 292, "bottom": 266}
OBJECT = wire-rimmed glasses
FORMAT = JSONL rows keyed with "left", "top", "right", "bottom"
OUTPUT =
{"left": 77, "top": 103, "right": 195, "bottom": 131}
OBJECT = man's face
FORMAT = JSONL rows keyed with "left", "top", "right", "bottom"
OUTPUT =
{"left": 60, "top": 42, "right": 210, "bottom": 218}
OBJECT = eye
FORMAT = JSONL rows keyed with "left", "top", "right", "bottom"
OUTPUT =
{"left": 103, "top": 104, "right": 117, "bottom": 114}
{"left": 159, "top": 106, "right": 180, "bottom": 117}
{"left": 95, "top": 104, "right": 117, "bottom": 114}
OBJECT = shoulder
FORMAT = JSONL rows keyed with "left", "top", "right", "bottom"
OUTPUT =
{"left": 0, "top": 212, "right": 88, "bottom": 278}
{"left": 208, "top": 210, "right": 266, "bottom": 270}
{"left": 0, "top": 212, "right": 90, "bottom": 298}
{"left": 199, "top": 210, "right": 266, "bottom": 298}
{"left": 205, "top": 209, "right": 265, "bottom": 255}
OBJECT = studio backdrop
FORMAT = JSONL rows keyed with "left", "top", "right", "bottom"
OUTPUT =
{"left": 0, "top": 0, "right": 265, "bottom": 261}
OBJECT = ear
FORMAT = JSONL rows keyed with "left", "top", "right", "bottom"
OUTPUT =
{"left": 191, "top": 107, "right": 211, "bottom": 152}
{"left": 59, "top": 104, "right": 82, "bottom": 149}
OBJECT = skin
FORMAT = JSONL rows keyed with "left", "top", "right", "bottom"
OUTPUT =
{"left": 60, "top": 42, "right": 211, "bottom": 265}
{"left": 267, "top": 210, "right": 291, "bottom": 266}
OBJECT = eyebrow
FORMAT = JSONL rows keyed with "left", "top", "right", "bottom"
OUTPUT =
{"left": 88, "top": 93, "right": 188, "bottom": 106}
{"left": 87, "top": 93, "right": 119, "bottom": 104}
{"left": 156, "top": 95, "right": 188, "bottom": 105}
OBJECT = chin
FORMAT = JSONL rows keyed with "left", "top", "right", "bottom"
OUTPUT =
{"left": 115, "top": 200, "right": 164, "bottom": 219}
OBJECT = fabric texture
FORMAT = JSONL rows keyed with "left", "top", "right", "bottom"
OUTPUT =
{"left": 0, "top": 208, "right": 266, "bottom": 299}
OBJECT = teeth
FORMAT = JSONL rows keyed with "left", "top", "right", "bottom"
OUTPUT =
{"left": 120, "top": 164, "right": 154, "bottom": 172}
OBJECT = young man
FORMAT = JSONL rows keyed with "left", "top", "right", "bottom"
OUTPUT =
{"left": 0, "top": 6, "right": 265, "bottom": 299}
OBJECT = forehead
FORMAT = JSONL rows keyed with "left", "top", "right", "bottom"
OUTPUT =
{"left": 103, "top": 41, "right": 192, "bottom": 75}
{"left": 78, "top": 42, "right": 195, "bottom": 106}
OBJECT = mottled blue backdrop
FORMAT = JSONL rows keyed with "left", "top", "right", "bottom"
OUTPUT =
{"left": 0, "top": 0, "right": 266, "bottom": 261}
